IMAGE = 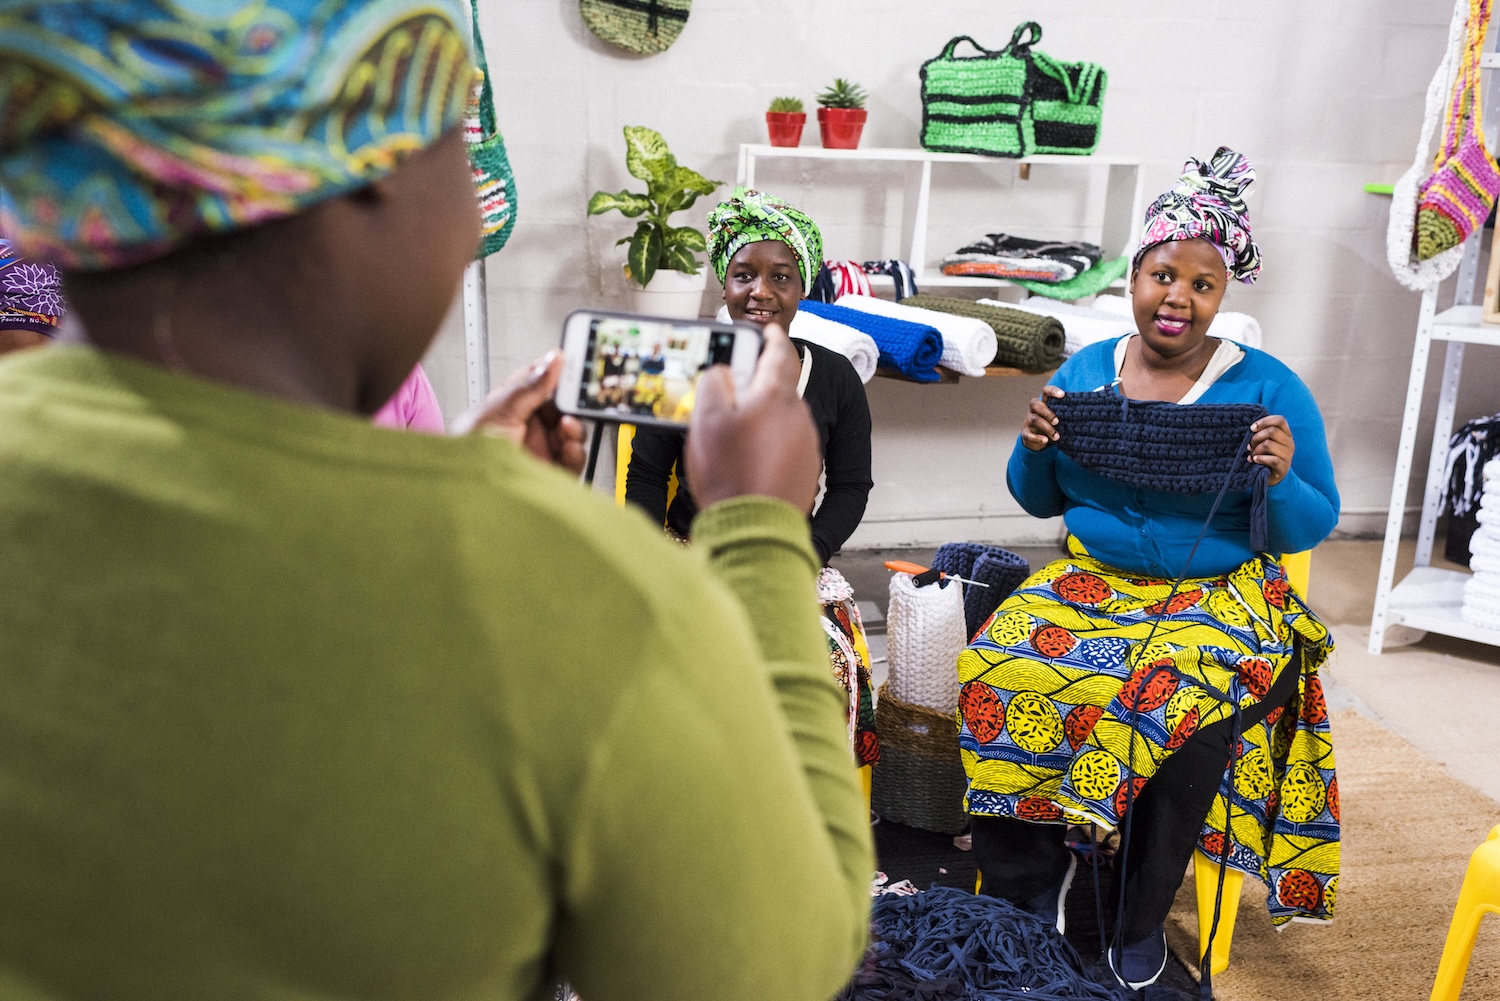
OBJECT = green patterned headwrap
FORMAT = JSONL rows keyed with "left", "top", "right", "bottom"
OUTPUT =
{"left": 707, "top": 187, "right": 823, "bottom": 291}
{"left": 0, "top": 0, "right": 476, "bottom": 270}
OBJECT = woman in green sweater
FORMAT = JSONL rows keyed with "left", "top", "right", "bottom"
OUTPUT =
{"left": 0, "top": 3, "right": 872, "bottom": 1000}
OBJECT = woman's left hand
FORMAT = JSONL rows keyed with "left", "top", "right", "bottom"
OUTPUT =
{"left": 452, "top": 350, "right": 589, "bottom": 473}
{"left": 1248, "top": 415, "right": 1294, "bottom": 487}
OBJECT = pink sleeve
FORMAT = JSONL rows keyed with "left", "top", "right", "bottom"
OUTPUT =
{"left": 372, "top": 365, "right": 446, "bottom": 434}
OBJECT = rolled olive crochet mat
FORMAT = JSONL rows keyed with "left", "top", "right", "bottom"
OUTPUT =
{"left": 901, "top": 295, "right": 1064, "bottom": 372}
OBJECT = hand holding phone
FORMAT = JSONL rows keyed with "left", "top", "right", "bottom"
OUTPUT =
{"left": 453, "top": 350, "right": 589, "bottom": 473}
{"left": 555, "top": 311, "right": 763, "bottom": 428}
{"left": 686, "top": 323, "right": 820, "bottom": 514}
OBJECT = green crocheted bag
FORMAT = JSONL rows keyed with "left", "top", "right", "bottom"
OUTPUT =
{"left": 466, "top": 0, "right": 517, "bottom": 258}
{"left": 580, "top": 0, "right": 690, "bottom": 56}
{"left": 919, "top": 23, "right": 1106, "bottom": 158}
{"left": 919, "top": 31, "right": 1031, "bottom": 157}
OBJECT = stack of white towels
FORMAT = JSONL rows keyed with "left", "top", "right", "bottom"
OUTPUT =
{"left": 1461, "top": 458, "right": 1500, "bottom": 631}
{"left": 717, "top": 294, "right": 1000, "bottom": 382}
{"left": 984, "top": 294, "right": 1264, "bottom": 358}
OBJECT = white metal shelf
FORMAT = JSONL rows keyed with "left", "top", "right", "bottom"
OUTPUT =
{"left": 1431, "top": 304, "right": 1500, "bottom": 345}
{"left": 736, "top": 144, "right": 1143, "bottom": 292}
{"left": 1382, "top": 566, "right": 1500, "bottom": 646}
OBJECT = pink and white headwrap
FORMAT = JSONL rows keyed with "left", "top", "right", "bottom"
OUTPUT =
{"left": 1134, "top": 147, "right": 1261, "bottom": 285}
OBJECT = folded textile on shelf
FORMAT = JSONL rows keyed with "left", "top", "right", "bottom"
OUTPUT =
{"left": 715, "top": 304, "right": 879, "bottom": 383}
{"left": 1090, "top": 294, "right": 1264, "bottom": 348}
{"left": 993, "top": 295, "right": 1135, "bottom": 357}
{"left": 1010, "top": 254, "right": 1129, "bottom": 299}
{"left": 901, "top": 294, "right": 1064, "bottom": 372}
{"left": 941, "top": 233, "right": 1102, "bottom": 283}
{"left": 930, "top": 542, "right": 1031, "bottom": 640}
{"left": 862, "top": 259, "right": 920, "bottom": 300}
{"left": 798, "top": 299, "right": 945, "bottom": 382}
{"left": 826, "top": 259, "right": 872, "bottom": 298}
{"left": 834, "top": 293, "right": 996, "bottom": 377}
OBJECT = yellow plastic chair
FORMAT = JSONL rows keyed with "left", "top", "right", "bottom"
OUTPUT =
{"left": 1431, "top": 825, "right": 1500, "bottom": 1001}
{"left": 1193, "top": 548, "right": 1312, "bottom": 975}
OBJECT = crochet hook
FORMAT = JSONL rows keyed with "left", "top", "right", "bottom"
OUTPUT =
{"left": 883, "top": 559, "right": 991, "bottom": 588}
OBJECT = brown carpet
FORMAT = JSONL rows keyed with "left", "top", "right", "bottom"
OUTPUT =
{"left": 1164, "top": 710, "right": 1500, "bottom": 1000}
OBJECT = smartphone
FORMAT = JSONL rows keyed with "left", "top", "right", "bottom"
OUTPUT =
{"left": 556, "top": 310, "right": 763, "bottom": 428}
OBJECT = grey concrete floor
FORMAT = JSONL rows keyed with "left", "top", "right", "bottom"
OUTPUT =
{"left": 831, "top": 537, "right": 1500, "bottom": 805}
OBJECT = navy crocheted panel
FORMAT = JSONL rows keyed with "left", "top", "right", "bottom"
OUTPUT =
{"left": 1050, "top": 390, "right": 1266, "bottom": 494}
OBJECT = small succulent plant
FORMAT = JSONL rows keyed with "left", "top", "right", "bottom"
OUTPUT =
{"left": 817, "top": 78, "right": 867, "bottom": 110}
{"left": 768, "top": 96, "right": 804, "bottom": 114}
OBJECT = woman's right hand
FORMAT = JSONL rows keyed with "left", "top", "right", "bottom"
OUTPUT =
{"left": 1022, "top": 385, "right": 1065, "bottom": 451}
{"left": 686, "top": 323, "right": 820, "bottom": 513}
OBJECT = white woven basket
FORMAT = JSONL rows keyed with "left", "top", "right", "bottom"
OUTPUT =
{"left": 885, "top": 572, "right": 967, "bottom": 714}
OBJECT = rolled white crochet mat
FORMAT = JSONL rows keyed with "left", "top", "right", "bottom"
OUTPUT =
{"left": 886, "top": 571, "right": 967, "bottom": 714}
{"left": 715, "top": 305, "right": 879, "bottom": 384}
{"left": 1461, "top": 569, "right": 1500, "bottom": 628}
{"left": 834, "top": 293, "right": 996, "bottom": 377}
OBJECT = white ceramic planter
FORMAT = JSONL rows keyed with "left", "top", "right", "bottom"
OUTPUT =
{"left": 625, "top": 265, "right": 709, "bottom": 319}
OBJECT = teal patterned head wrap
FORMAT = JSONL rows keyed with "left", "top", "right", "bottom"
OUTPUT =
{"left": 0, "top": 0, "right": 475, "bottom": 270}
{"left": 707, "top": 187, "right": 823, "bottom": 291}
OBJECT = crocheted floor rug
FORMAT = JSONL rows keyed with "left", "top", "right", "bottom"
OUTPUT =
{"left": 1163, "top": 710, "right": 1500, "bottom": 1001}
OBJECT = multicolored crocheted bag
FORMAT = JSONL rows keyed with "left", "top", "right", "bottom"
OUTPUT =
{"left": 1416, "top": 0, "right": 1499, "bottom": 260}
{"left": 919, "top": 23, "right": 1106, "bottom": 158}
{"left": 466, "top": 0, "right": 517, "bottom": 259}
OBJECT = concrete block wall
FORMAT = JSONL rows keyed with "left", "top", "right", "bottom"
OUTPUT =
{"left": 423, "top": 0, "right": 1497, "bottom": 547}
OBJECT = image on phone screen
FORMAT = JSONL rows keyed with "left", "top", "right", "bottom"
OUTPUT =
{"left": 577, "top": 317, "right": 736, "bottom": 422}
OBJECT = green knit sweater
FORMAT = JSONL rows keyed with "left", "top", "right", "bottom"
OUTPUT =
{"left": 0, "top": 347, "right": 872, "bottom": 1001}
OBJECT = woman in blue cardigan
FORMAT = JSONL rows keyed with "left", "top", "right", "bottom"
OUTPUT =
{"left": 957, "top": 149, "right": 1340, "bottom": 989}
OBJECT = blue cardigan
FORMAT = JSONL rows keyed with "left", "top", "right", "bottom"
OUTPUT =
{"left": 1008, "top": 338, "right": 1339, "bottom": 578}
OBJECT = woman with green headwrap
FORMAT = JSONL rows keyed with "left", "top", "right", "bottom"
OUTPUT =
{"left": 0, "top": 4, "right": 873, "bottom": 999}
{"left": 626, "top": 188, "right": 880, "bottom": 770}
{"left": 626, "top": 187, "right": 874, "bottom": 566}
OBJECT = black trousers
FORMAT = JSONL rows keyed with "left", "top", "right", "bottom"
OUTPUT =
{"left": 973, "top": 658, "right": 1299, "bottom": 945}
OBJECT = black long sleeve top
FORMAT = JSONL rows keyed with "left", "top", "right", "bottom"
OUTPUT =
{"left": 624, "top": 339, "right": 874, "bottom": 564}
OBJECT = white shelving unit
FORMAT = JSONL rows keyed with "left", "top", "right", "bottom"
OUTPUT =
{"left": 1369, "top": 282, "right": 1500, "bottom": 652}
{"left": 735, "top": 144, "right": 1143, "bottom": 294}
{"left": 1369, "top": 28, "right": 1500, "bottom": 654}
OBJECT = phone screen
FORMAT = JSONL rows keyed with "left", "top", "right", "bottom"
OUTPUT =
{"left": 576, "top": 316, "right": 736, "bottom": 422}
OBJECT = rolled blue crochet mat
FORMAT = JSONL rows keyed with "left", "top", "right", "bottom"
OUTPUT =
{"left": 798, "top": 299, "right": 944, "bottom": 382}
{"left": 931, "top": 542, "right": 1031, "bottom": 640}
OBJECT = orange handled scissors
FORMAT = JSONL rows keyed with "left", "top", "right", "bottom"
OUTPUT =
{"left": 883, "top": 560, "right": 990, "bottom": 588}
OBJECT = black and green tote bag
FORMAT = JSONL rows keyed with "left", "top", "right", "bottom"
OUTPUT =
{"left": 919, "top": 30, "right": 1031, "bottom": 158}
{"left": 919, "top": 23, "right": 1106, "bottom": 158}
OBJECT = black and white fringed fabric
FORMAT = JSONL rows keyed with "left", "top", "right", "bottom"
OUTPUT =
{"left": 1051, "top": 389, "right": 1270, "bottom": 553}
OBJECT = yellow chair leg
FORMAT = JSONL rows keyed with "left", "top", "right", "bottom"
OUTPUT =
{"left": 1282, "top": 549, "right": 1311, "bottom": 597}
{"left": 859, "top": 764, "right": 872, "bottom": 819}
{"left": 1431, "top": 825, "right": 1500, "bottom": 1001}
{"left": 1195, "top": 851, "right": 1243, "bottom": 976}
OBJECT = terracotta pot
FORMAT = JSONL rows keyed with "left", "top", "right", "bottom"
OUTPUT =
{"left": 817, "top": 107, "right": 867, "bottom": 149}
{"left": 765, "top": 111, "right": 806, "bottom": 147}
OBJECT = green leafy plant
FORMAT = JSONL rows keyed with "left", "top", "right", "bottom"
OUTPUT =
{"left": 586, "top": 126, "right": 723, "bottom": 287}
{"left": 817, "top": 78, "right": 867, "bottom": 110}
{"left": 768, "top": 95, "right": 804, "bottom": 114}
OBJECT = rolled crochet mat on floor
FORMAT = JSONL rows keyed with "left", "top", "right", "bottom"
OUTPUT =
{"left": 900, "top": 295, "right": 1064, "bottom": 372}
{"left": 886, "top": 572, "right": 966, "bottom": 712}
{"left": 799, "top": 299, "right": 945, "bottom": 382}
{"left": 871, "top": 684, "right": 968, "bottom": 835}
{"left": 834, "top": 294, "right": 997, "bottom": 377}
{"left": 930, "top": 542, "right": 1031, "bottom": 640}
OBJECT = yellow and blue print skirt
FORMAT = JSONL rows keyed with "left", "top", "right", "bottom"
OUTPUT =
{"left": 956, "top": 538, "right": 1338, "bottom": 926}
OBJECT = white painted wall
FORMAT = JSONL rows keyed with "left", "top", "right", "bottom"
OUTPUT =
{"left": 424, "top": 0, "right": 1500, "bottom": 548}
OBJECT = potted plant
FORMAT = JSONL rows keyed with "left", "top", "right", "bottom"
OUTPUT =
{"left": 765, "top": 96, "right": 806, "bottom": 147}
{"left": 587, "top": 126, "right": 723, "bottom": 318}
{"left": 817, "top": 78, "right": 868, "bottom": 149}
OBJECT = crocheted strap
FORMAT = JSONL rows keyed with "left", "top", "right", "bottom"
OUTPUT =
{"left": 1050, "top": 390, "right": 1271, "bottom": 552}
